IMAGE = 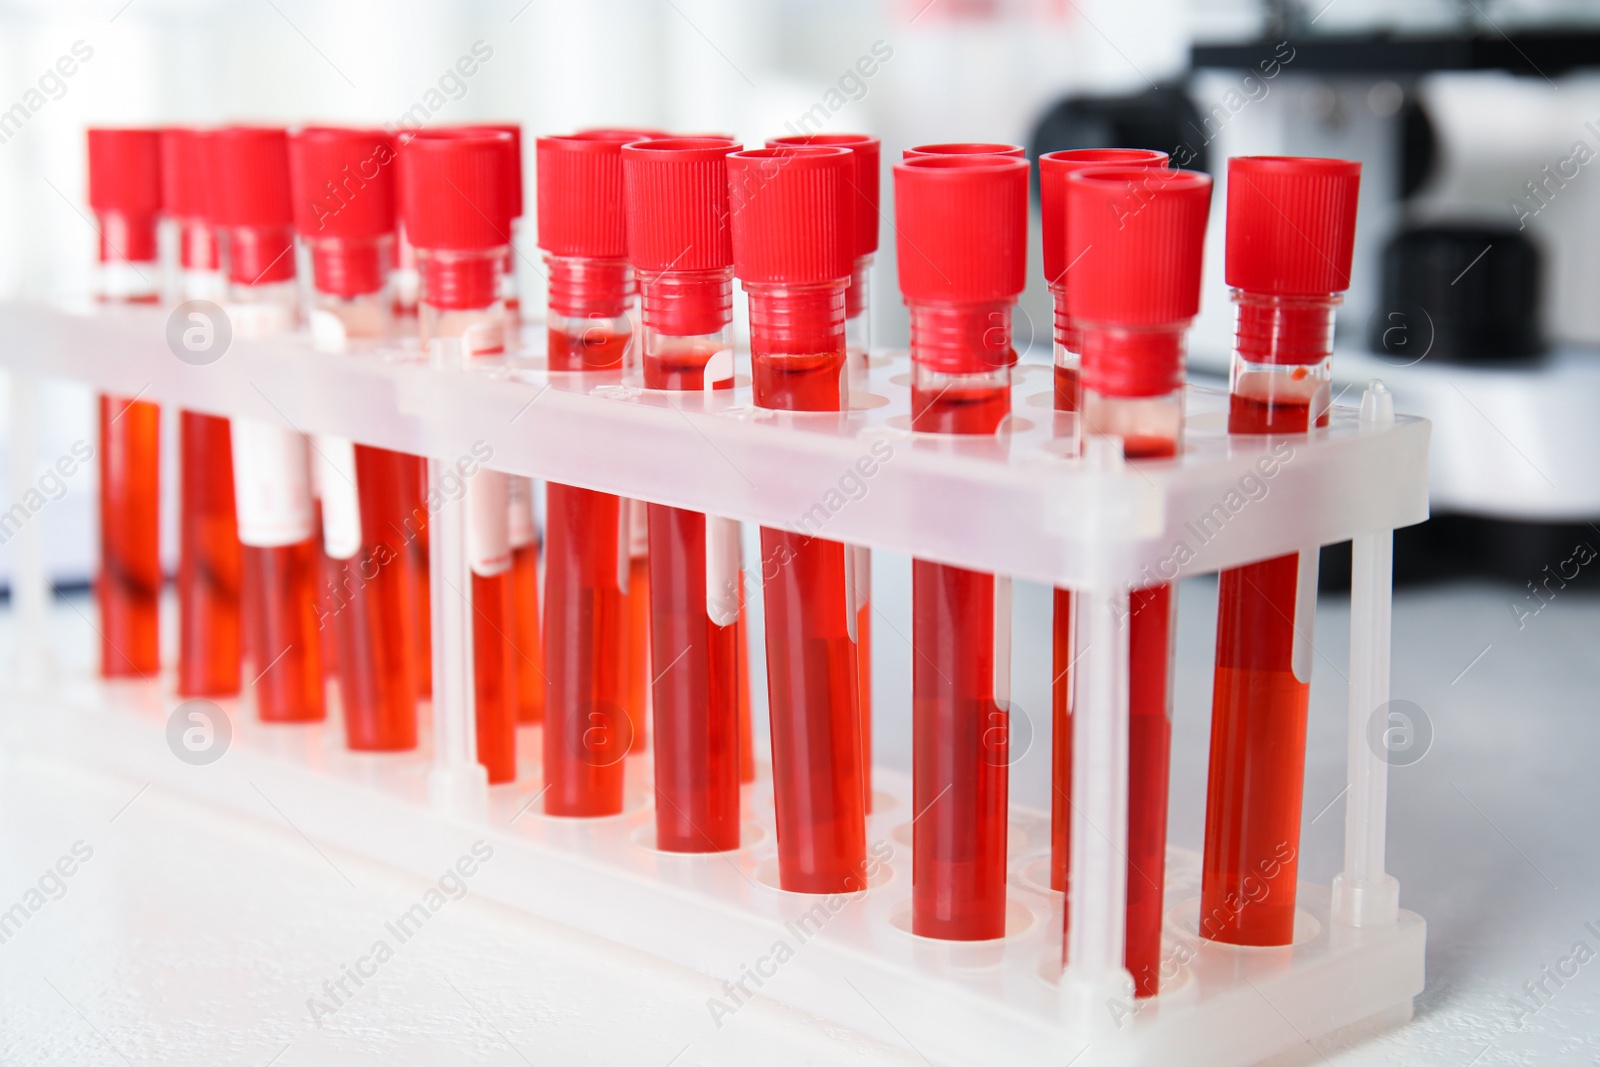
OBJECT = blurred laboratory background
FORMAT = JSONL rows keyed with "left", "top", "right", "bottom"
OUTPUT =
{"left": 5, "top": 0, "right": 1600, "bottom": 589}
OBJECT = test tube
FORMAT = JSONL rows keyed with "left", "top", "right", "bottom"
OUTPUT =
{"left": 86, "top": 128, "right": 163, "bottom": 679}
{"left": 288, "top": 126, "right": 419, "bottom": 752}
{"left": 622, "top": 137, "right": 743, "bottom": 851}
{"left": 767, "top": 132, "right": 881, "bottom": 811}
{"left": 1064, "top": 165, "right": 1212, "bottom": 996}
{"left": 388, "top": 150, "right": 430, "bottom": 700}
{"left": 1037, "top": 148, "right": 1169, "bottom": 896}
{"left": 537, "top": 132, "right": 637, "bottom": 816}
{"left": 1201, "top": 156, "right": 1361, "bottom": 946}
{"left": 894, "top": 153, "right": 1029, "bottom": 939}
{"left": 400, "top": 129, "right": 520, "bottom": 782}
{"left": 163, "top": 127, "right": 242, "bottom": 698}
{"left": 209, "top": 127, "right": 326, "bottom": 722}
{"left": 728, "top": 146, "right": 866, "bottom": 893}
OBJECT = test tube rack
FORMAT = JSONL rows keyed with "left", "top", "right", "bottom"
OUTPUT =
{"left": 0, "top": 299, "right": 1429, "bottom": 1067}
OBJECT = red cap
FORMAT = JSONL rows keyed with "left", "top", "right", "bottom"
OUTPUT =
{"left": 400, "top": 129, "right": 513, "bottom": 250}
{"left": 1226, "top": 156, "right": 1361, "bottom": 294}
{"left": 88, "top": 128, "right": 161, "bottom": 263}
{"left": 537, "top": 132, "right": 631, "bottom": 260}
{"left": 728, "top": 146, "right": 855, "bottom": 286}
{"left": 894, "top": 155, "right": 1028, "bottom": 304}
{"left": 159, "top": 128, "right": 207, "bottom": 218}
{"left": 623, "top": 138, "right": 738, "bottom": 336}
{"left": 288, "top": 127, "right": 396, "bottom": 238}
{"left": 1040, "top": 148, "right": 1168, "bottom": 287}
{"left": 904, "top": 142, "right": 1025, "bottom": 159}
{"left": 208, "top": 127, "right": 296, "bottom": 284}
{"left": 88, "top": 128, "right": 163, "bottom": 216}
{"left": 447, "top": 123, "right": 523, "bottom": 219}
{"left": 1065, "top": 167, "right": 1212, "bottom": 325}
{"left": 623, "top": 138, "right": 737, "bottom": 271}
{"left": 577, "top": 126, "right": 668, "bottom": 142}
{"left": 767, "top": 134, "right": 880, "bottom": 257}
{"left": 207, "top": 127, "right": 293, "bottom": 228}
{"left": 1067, "top": 167, "right": 1211, "bottom": 397}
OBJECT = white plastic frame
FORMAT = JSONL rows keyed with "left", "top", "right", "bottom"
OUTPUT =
{"left": 0, "top": 300, "right": 1429, "bottom": 1067}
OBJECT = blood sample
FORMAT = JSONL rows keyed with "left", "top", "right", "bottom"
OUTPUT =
{"left": 1037, "top": 147, "right": 1168, "bottom": 895}
{"left": 728, "top": 146, "right": 866, "bottom": 893}
{"left": 895, "top": 153, "right": 1029, "bottom": 939}
{"left": 161, "top": 128, "right": 243, "bottom": 697}
{"left": 767, "top": 132, "right": 882, "bottom": 811}
{"left": 621, "top": 137, "right": 743, "bottom": 852}
{"left": 86, "top": 129, "right": 163, "bottom": 679}
{"left": 401, "top": 129, "right": 520, "bottom": 783}
{"left": 1201, "top": 157, "right": 1361, "bottom": 947}
{"left": 508, "top": 475, "right": 544, "bottom": 724}
{"left": 208, "top": 127, "right": 326, "bottom": 722}
{"left": 1064, "top": 165, "right": 1212, "bottom": 996}
{"left": 288, "top": 126, "right": 419, "bottom": 751}
{"left": 617, "top": 501, "right": 650, "bottom": 752}
{"left": 537, "top": 132, "right": 638, "bottom": 816}
{"left": 903, "top": 142, "right": 1026, "bottom": 159}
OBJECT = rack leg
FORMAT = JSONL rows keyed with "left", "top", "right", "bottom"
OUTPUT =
{"left": 1062, "top": 437, "right": 1136, "bottom": 1025}
{"left": 9, "top": 373, "right": 55, "bottom": 689}
{"left": 427, "top": 455, "right": 488, "bottom": 812}
{"left": 1333, "top": 381, "right": 1400, "bottom": 928}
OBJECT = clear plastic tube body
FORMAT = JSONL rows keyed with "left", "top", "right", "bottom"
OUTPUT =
{"left": 748, "top": 280, "right": 867, "bottom": 893}
{"left": 640, "top": 269, "right": 740, "bottom": 852}
{"left": 420, "top": 247, "right": 517, "bottom": 782}
{"left": 308, "top": 240, "right": 420, "bottom": 751}
{"left": 1200, "top": 292, "right": 1336, "bottom": 946}
{"left": 543, "top": 254, "right": 634, "bottom": 815}
{"left": 1071, "top": 321, "right": 1187, "bottom": 998}
{"left": 908, "top": 302, "right": 1013, "bottom": 940}
{"left": 95, "top": 209, "right": 162, "bottom": 678}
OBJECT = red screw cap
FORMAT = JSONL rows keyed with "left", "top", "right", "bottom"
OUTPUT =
{"left": 894, "top": 155, "right": 1029, "bottom": 305}
{"left": 158, "top": 128, "right": 207, "bottom": 219}
{"left": 622, "top": 138, "right": 739, "bottom": 272}
{"left": 767, "top": 134, "right": 880, "bottom": 258}
{"left": 207, "top": 126, "right": 293, "bottom": 228}
{"left": 1227, "top": 155, "right": 1361, "bottom": 294}
{"left": 88, "top": 128, "right": 163, "bottom": 217}
{"left": 904, "top": 142, "right": 1025, "bottom": 159}
{"left": 447, "top": 123, "right": 523, "bottom": 219}
{"left": 577, "top": 126, "right": 668, "bottom": 142}
{"left": 536, "top": 132, "right": 633, "bottom": 260}
{"left": 288, "top": 127, "right": 397, "bottom": 239}
{"left": 1065, "top": 167, "right": 1212, "bottom": 326}
{"left": 1039, "top": 148, "right": 1168, "bottom": 288}
{"left": 400, "top": 129, "right": 513, "bottom": 251}
{"left": 208, "top": 127, "right": 296, "bottom": 284}
{"left": 728, "top": 146, "right": 855, "bottom": 286}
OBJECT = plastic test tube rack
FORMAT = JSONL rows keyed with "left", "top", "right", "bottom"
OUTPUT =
{"left": 0, "top": 298, "right": 1429, "bottom": 1067}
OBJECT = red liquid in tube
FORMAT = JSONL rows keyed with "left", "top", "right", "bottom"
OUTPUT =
{"left": 730, "top": 145, "right": 867, "bottom": 892}
{"left": 909, "top": 377, "right": 1013, "bottom": 941}
{"left": 1200, "top": 156, "right": 1359, "bottom": 948}
{"left": 508, "top": 477, "right": 544, "bottom": 725}
{"left": 177, "top": 413, "right": 242, "bottom": 696}
{"left": 87, "top": 129, "right": 164, "bottom": 679}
